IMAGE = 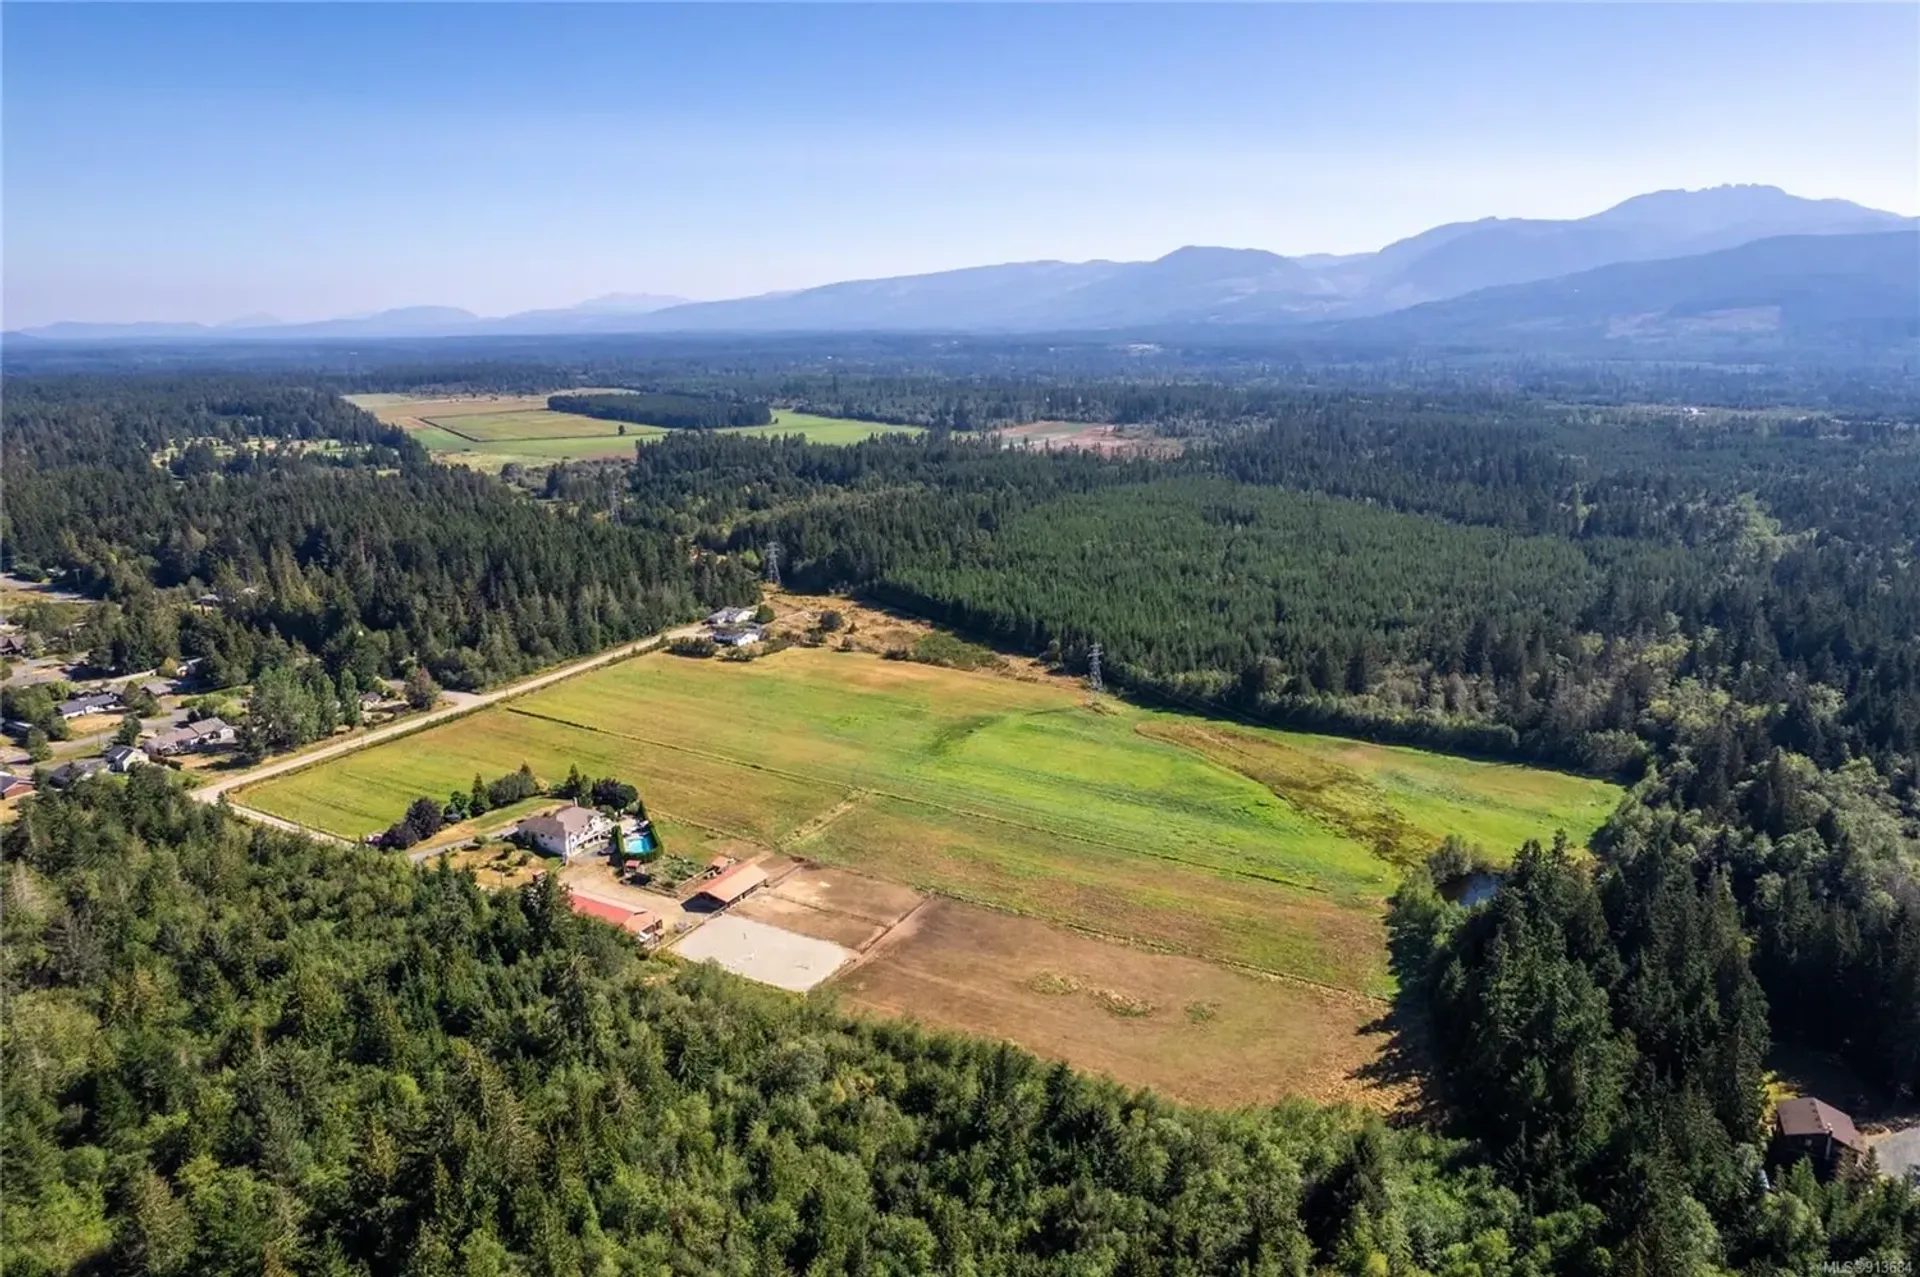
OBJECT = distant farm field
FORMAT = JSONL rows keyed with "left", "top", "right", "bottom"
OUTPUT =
{"left": 240, "top": 646, "right": 1619, "bottom": 995}
{"left": 423, "top": 410, "right": 651, "bottom": 442}
{"left": 349, "top": 392, "right": 922, "bottom": 467}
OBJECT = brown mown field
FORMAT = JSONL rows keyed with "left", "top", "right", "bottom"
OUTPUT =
{"left": 835, "top": 897, "right": 1402, "bottom": 1109}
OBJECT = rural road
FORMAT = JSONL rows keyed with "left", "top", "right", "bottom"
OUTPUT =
{"left": 191, "top": 622, "right": 706, "bottom": 812}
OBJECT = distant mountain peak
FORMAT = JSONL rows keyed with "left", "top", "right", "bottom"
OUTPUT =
{"left": 1588, "top": 183, "right": 1901, "bottom": 229}
{"left": 571, "top": 292, "right": 691, "bottom": 314}
{"left": 1154, "top": 245, "right": 1290, "bottom": 266}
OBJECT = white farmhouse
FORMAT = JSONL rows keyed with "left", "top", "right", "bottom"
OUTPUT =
{"left": 517, "top": 805, "right": 612, "bottom": 863}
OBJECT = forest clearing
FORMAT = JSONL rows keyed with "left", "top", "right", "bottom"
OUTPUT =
{"left": 239, "top": 643, "right": 1621, "bottom": 1001}
{"left": 346, "top": 392, "right": 920, "bottom": 467}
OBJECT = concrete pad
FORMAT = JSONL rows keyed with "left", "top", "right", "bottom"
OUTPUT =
{"left": 672, "top": 914, "right": 855, "bottom": 992}
{"left": 1869, "top": 1126, "right": 1920, "bottom": 1183}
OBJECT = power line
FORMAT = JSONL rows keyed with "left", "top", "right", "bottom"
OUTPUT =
{"left": 1086, "top": 642, "right": 1104, "bottom": 694}
{"left": 763, "top": 541, "right": 782, "bottom": 587}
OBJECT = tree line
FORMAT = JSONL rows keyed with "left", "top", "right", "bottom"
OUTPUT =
{"left": 548, "top": 391, "right": 772, "bottom": 431}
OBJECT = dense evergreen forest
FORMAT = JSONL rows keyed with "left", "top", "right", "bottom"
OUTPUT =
{"left": 8, "top": 776, "right": 1915, "bottom": 1275}
{"left": 1, "top": 377, "right": 756, "bottom": 690}
{"left": 5, "top": 353, "right": 1920, "bottom": 1272}
{"left": 548, "top": 391, "right": 772, "bottom": 431}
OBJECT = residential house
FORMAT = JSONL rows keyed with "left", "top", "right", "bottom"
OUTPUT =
{"left": 147, "top": 725, "right": 198, "bottom": 756}
{"left": 0, "top": 771, "right": 34, "bottom": 799}
{"left": 705, "top": 606, "right": 758, "bottom": 627}
{"left": 691, "top": 861, "right": 768, "bottom": 910}
{"left": 517, "top": 805, "right": 612, "bottom": 863}
{"left": 46, "top": 758, "right": 108, "bottom": 788}
{"left": 1771, "top": 1097, "right": 1867, "bottom": 1180}
{"left": 0, "top": 632, "right": 28, "bottom": 658}
{"left": 710, "top": 627, "right": 764, "bottom": 648}
{"left": 146, "top": 716, "right": 237, "bottom": 756}
{"left": 57, "top": 692, "right": 123, "bottom": 720}
{"left": 104, "top": 744, "right": 148, "bottom": 773}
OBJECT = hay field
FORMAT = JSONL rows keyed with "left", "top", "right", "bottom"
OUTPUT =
{"left": 353, "top": 390, "right": 920, "bottom": 468}
{"left": 423, "top": 410, "right": 648, "bottom": 442}
{"left": 240, "top": 646, "right": 1620, "bottom": 995}
{"left": 838, "top": 899, "right": 1398, "bottom": 1109}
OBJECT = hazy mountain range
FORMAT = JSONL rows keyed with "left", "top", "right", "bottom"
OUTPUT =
{"left": 12, "top": 186, "right": 1915, "bottom": 349}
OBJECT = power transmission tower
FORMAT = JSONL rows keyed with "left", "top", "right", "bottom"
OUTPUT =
{"left": 763, "top": 541, "right": 782, "bottom": 588}
{"left": 1086, "top": 643, "right": 1104, "bottom": 694}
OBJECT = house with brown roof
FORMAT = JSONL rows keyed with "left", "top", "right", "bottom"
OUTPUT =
{"left": 517, "top": 804, "right": 611, "bottom": 863}
{"left": 0, "top": 771, "right": 34, "bottom": 800}
{"left": 1771, "top": 1097, "right": 1867, "bottom": 1179}
{"left": 691, "top": 861, "right": 768, "bottom": 910}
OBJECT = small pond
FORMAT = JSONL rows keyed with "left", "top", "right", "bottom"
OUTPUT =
{"left": 1439, "top": 870, "right": 1503, "bottom": 907}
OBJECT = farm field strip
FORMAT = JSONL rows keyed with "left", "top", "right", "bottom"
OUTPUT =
{"left": 504, "top": 703, "right": 1336, "bottom": 894}
{"left": 506, "top": 687, "right": 1384, "bottom": 893}
{"left": 421, "top": 410, "right": 664, "bottom": 443}
{"left": 241, "top": 647, "right": 1621, "bottom": 995}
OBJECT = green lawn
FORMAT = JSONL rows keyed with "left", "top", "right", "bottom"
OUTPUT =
{"left": 241, "top": 646, "right": 1620, "bottom": 993}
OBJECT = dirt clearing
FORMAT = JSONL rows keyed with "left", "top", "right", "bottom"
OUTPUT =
{"left": 833, "top": 898, "right": 1401, "bottom": 1110}
{"left": 734, "top": 863, "right": 924, "bottom": 948}
{"left": 995, "top": 420, "right": 1183, "bottom": 458}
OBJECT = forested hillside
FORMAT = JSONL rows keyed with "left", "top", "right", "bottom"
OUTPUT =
{"left": 1, "top": 377, "right": 756, "bottom": 690}
{"left": 3, "top": 776, "right": 1576, "bottom": 1275}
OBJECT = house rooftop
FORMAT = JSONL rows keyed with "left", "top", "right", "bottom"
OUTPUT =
{"left": 48, "top": 758, "right": 108, "bottom": 784}
{"left": 570, "top": 894, "right": 638, "bottom": 926}
{"left": 521, "top": 804, "right": 604, "bottom": 838}
{"left": 568, "top": 893, "right": 664, "bottom": 936}
{"left": 1774, "top": 1097, "right": 1865, "bottom": 1151}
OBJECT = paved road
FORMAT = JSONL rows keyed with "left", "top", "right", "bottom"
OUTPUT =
{"left": 191, "top": 623, "right": 703, "bottom": 809}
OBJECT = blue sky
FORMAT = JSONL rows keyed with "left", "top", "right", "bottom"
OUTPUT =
{"left": 5, "top": 3, "right": 1915, "bottom": 325}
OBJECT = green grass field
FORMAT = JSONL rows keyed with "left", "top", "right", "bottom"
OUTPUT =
{"left": 402, "top": 407, "right": 919, "bottom": 469}
{"left": 240, "top": 647, "right": 1620, "bottom": 993}
{"left": 423, "top": 410, "right": 654, "bottom": 442}
{"left": 412, "top": 431, "right": 645, "bottom": 469}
